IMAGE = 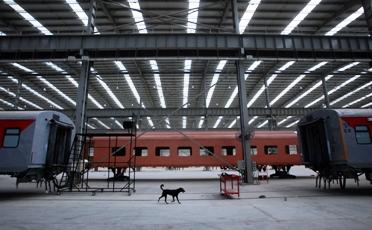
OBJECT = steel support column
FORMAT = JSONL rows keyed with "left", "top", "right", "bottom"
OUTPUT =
{"left": 14, "top": 77, "right": 22, "bottom": 109}
{"left": 362, "top": 0, "right": 372, "bottom": 35}
{"left": 321, "top": 76, "right": 330, "bottom": 108}
{"left": 232, "top": 0, "right": 253, "bottom": 184}
{"left": 75, "top": 0, "right": 96, "bottom": 134}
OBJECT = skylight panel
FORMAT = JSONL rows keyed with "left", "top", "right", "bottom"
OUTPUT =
{"left": 257, "top": 120, "right": 268, "bottom": 128}
{"left": 128, "top": 0, "right": 148, "bottom": 33}
{"left": 305, "top": 74, "right": 361, "bottom": 108}
{"left": 270, "top": 62, "right": 327, "bottom": 106}
{"left": 228, "top": 118, "right": 237, "bottom": 128}
{"left": 342, "top": 92, "right": 372, "bottom": 108}
{"left": 330, "top": 81, "right": 372, "bottom": 106}
{"left": 114, "top": 61, "right": 142, "bottom": 105}
{"left": 213, "top": 116, "right": 223, "bottom": 128}
{"left": 92, "top": 118, "right": 110, "bottom": 129}
{"left": 277, "top": 116, "right": 293, "bottom": 126}
{"left": 85, "top": 123, "right": 96, "bottom": 129}
{"left": 286, "top": 119, "right": 299, "bottom": 128}
{"left": 198, "top": 116, "right": 205, "bottom": 128}
{"left": 6, "top": 75, "right": 62, "bottom": 109}
{"left": 225, "top": 61, "right": 262, "bottom": 108}
{"left": 65, "top": 0, "right": 99, "bottom": 33}
{"left": 94, "top": 72, "right": 124, "bottom": 109}
{"left": 285, "top": 62, "right": 359, "bottom": 107}
{"left": 239, "top": 0, "right": 262, "bottom": 34}
{"left": 45, "top": 62, "right": 104, "bottom": 109}
{"left": 187, "top": 0, "right": 200, "bottom": 33}
{"left": 270, "top": 74, "right": 306, "bottom": 107}
{"left": 4, "top": 0, "right": 52, "bottom": 35}
{"left": 248, "top": 116, "right": 258, "bottom": 125}
{"left": 0, "top": 86, "right": 43, "bottom": 110}
{"left": 206, "top": 60, "right": 227, "bottom": 108}
{"left": 12, "top": 63, "right": 76, "bottom": 106}
{"left": 362, "top": 101, "right": 372, "bottom": 108}
{"left": 325, "top": 7, "right": 364, "bottom": 36}
{"left": 281, "top": 0, "right": 322, "bottom": 35}
{"left": 0, "top": 98, "right": 21, "bottom": 109}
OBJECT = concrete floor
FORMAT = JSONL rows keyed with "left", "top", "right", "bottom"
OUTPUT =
{"left": 1, "top": 169, "right": 372, "bottom": 230}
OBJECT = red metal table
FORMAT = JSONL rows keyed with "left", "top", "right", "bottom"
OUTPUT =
{"left": 219, "top": 174, "right": 241, "bottom": 197}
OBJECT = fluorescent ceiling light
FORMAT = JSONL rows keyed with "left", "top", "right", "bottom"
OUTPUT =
{"left": 239, "top": 0, "right": 261, "bottom": 34}
{"left": 281, "top": 0, "right": 322, "bottom": 35}
{"left": 187, "top": 0, "right": 200, "bottom": 33}
{"left": 0, "top": 98, "right": 23, "bottom": 110}
{"left": 165, "top": 117, "right": 171, "bottom": 129}
{"left": 0, "top": 31, "right": 6, "bottom": 36}
{"left": 307, "top": 61, "right": 328, "bottom": 72}
{"left": 325, "top": 7, "right": 364, "bottom": 36}
{"left": 4, "top": 0, "right": 52, "bottom": 35}
{"left": 85, "top": 123, "right": 96, "bottom": 129}
{"left": 206, "top": 60, "right": 227, "bottom": 107}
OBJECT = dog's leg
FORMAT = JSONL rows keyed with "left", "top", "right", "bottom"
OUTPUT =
{"left": 176, "top": 195, "right": 181, "bottom": 204}
{"left": 172, "top": 195, "right": 175, "bottom": 202}
{"left": 164, "top": 194, "right": 168, "bottom": 204}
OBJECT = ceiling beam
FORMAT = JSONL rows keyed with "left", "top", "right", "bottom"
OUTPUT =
{"left": 0, "top": 34, "right": 371, "bottom": 61}
{"left": 60, "top": 107, "right": 321, "bottom": 118}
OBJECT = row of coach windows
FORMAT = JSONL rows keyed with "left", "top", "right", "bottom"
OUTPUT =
{"left": 109, "top": 146, "right": 236, "bottom": 157}
{"left": 109, "top": 145, "right": 298, "bottom": 156}
{"left": 250, "top": 145, "right": 297, "bottom": 155}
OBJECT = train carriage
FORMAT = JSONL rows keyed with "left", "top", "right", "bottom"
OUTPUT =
{"left": 0, "top": 111, "right": 75, "bottom": 182}
{"left": 298, "top": 109, "right": 372, "bottom": 187}
{"left": 89, "top": 130, "right": 301, "bottom": 177}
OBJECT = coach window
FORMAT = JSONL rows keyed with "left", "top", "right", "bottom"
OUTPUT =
{"left": 250, "top": 146, "right": 257, "bottom": 155}
{"left": 222, "top": 146, "right": 236, "bottom": 156}
{"left": 264, "top": 145, "right": 278, "bottom": 155}
{"left": 133, "top": 147, "right": 148, "bottom": 156}
{"left": 112, "top": 147, "right": 125, "bottom": 156}
{"left": 178, "top": 147, "right": 192, "bottom": 157}
{"left": 285, "top": 145, "right": 297, "bottom": 155}
{"left": 200, "top": 146, "right": 214, "bottom": 156}
{"left": 156, "top": 147, "right": 170, "bottom": 156}
{"left": 355, "top": 126, "right": 371, "bottom": 144}
{"left": 3, "top": 128, "right": 20, "bottom": 148}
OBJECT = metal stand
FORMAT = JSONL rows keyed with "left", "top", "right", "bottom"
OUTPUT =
{"left": 57, "top": 117, "right": 137, "bottom": 195}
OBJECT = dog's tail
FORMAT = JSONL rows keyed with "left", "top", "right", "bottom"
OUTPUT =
{"left": 160, "top": 184, "right": 164, "bottom": 190}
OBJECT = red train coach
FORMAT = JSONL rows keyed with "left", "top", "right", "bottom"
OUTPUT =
{"left": 89, "top": 130, "right": 301, "bottom": 177}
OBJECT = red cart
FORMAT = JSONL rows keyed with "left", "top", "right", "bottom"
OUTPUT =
{"left": 219, "top": 174, "right": 241, "bottom": 197}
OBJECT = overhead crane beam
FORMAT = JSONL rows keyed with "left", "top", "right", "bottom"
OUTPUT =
{"left": 0, "top": 34, "right": 371, "bottom": 61}
{"left": 61, "top": 107, "right": 320, "bottom": 118}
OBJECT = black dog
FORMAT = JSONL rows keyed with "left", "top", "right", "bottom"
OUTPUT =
{"left": 158, "top": 184, "right": 185, "bottom": 204}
